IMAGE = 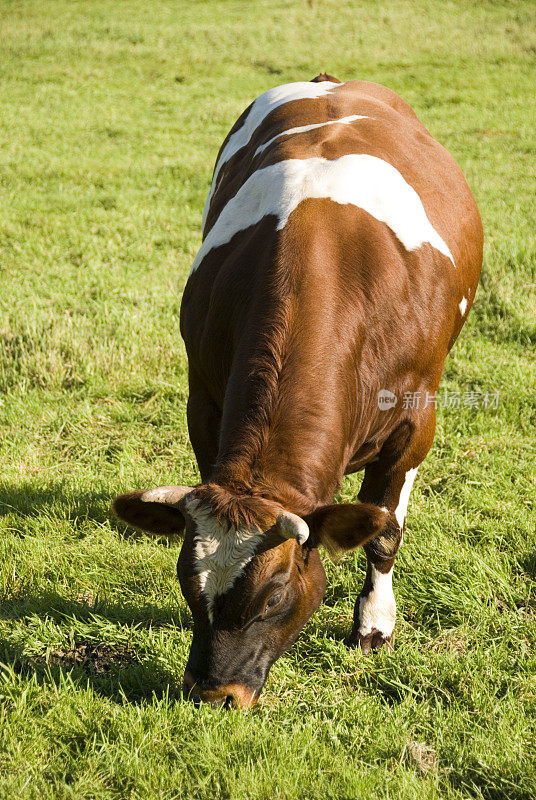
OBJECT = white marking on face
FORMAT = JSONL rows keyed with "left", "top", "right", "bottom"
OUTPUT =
{"left": 185, "top": 500, "right": 263, "bottom": 623}
{"left": 253, "top": 114, "right": 369, "bottom": 157}
{"left": 459, "top": 296, "right": 468, "bottom": 315}
{"left": 191, "top": 155, "right": 455, "bottom": 274}
{"left": 395, "top": 467, "right": 418, "bottom": 529}
{"left": 359, "top": 565, "right": 396, "bottom": 637}
{"left": 202, "top": 81, "right": 342, "bottom": 230}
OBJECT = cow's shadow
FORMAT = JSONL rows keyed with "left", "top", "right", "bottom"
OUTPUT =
{"left": 0, "top": 481, "right": 191, "bottom": 702}
{"left": 0, "top": 480, "right": 140, "bottom": 537}
{"left": 0, "top": 590, "right": 192, "bottom": 703}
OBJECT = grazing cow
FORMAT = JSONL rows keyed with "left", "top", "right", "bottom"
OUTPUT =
{"left": 113, "top": 74, "right": 483, "bottom": 709}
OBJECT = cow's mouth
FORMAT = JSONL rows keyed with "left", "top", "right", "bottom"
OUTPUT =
{"left": 182, "top": 670, "right": 260, "bottom": 709}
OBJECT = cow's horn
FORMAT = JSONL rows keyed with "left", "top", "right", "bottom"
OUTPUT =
{"left": 139, "top": 485, "right": 193, "bottom": 507}
{"left": 276, "top": 511, "right": 310, "bottom": 545}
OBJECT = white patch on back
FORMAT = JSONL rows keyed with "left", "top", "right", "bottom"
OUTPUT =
{"left": 459, "top": 296, "right": 468, "bottom": 315}
{"left": 191, "top": 155, "right": 455, "bottom": 274}
{"left": 358, "top": 565, "right": 396, "bottom": 637}
{"left": 395, "top": 467, "right": 418, "bottom": 529}
{"left": 202, "top": 81, "right": 342, "bottom": 230}
{"left": 186, "top": 500, "right": 264, "bottom": 623}
{"left": 253, "top": 114, "right": 369, "bottom": 157}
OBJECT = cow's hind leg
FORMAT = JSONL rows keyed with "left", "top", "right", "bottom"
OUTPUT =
{"left": 347, "top": 409, "right": 436, "bottom": 653}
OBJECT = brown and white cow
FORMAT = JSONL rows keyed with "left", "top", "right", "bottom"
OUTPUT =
{"left": 113, "top": 74, "right": 483, "bottom": 709}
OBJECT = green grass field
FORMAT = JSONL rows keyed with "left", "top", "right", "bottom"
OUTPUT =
{"left": 1, "top": 1, "right": 535, "bottom": 797}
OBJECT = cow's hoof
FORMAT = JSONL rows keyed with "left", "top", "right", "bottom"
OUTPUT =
{"left": 347, "top": 627, "right": 394, "bottom": 655}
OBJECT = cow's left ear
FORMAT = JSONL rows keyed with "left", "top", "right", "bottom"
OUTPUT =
{"left": 305, "top": 503, "right": 389, "bottom": 558}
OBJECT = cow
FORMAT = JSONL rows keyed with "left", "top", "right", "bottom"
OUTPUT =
{"left": 113, "top": 74, "right": 483, "bottom": 709}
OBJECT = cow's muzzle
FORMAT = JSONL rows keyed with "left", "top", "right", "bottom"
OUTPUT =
{"left": 182, "top": 670, "right": 260, "bottom": 710}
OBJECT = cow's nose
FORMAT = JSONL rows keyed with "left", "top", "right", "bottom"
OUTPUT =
{"left": 182, "top": 671, "right": 259, "bottom": 709}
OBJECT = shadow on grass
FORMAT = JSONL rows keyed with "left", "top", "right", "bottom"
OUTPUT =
{"left": 518, "top": 550, "right": 536, "bottom": 580}
{"left": 322, "top": 620, "right": 352, "bottom": 642}
{"left": 0, "top": 590, "right": 192, "bottom": 703}
{"left": 0, "top": 480, "right": 109, "bottom": 522}
{"left": 0, "top": 480, "right": 178, "bottom": 540}
{"left": 445, "top": 764, "right": 534, "bottom": 800}
{"left": 0, "top": 589, "right": 192, "bottom": 629}
{"left": 0, "top": 635, "right": 184, "bottom": 704}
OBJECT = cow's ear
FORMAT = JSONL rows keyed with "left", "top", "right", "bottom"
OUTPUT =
{"left": 112, "top": 486, "right": 192, "bottom": 535}
{"left": 305, "top": 503, "right": 389, "bottom": 558}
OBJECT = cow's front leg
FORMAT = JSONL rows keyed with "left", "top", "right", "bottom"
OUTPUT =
{"left": 347, "top": 412, "right": 435, "bottom": 653}
{"left": 187, "top": 369, "right": 222, "bottom": 481}
{"left": 349, "top": 517, "right": 402, "bottom": 653}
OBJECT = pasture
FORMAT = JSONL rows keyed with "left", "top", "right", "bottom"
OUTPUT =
{"left": 0, "top": 0, "right": 535, "bottom": 797}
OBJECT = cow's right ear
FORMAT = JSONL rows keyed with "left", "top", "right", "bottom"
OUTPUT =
{"left": 112, "top": 486, "right": 192, "bottom": 535}
{"left": 305, "top": 502, "right": 389, "bottom": 558}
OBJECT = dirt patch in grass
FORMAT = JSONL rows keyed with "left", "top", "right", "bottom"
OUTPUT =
{"left": 402, "top": 739, "right": 438, "bottom": 774}
{"left": 41, "top": 641, "right": 137, "bottom": 675}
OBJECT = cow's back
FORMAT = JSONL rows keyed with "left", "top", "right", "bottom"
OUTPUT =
{"left": 201, "top": 80, "right": 481, "bottom": 272}
{"left": 185, "top": 79, "right": 482, "bottom": 343}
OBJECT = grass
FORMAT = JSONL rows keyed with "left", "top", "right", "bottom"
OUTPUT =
{"left": 0, "top": 0, "right": 535, "bottom": 797}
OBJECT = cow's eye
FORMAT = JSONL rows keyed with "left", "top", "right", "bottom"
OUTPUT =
{"left": 265, "top": 591, "right": 283, "bottom": 612}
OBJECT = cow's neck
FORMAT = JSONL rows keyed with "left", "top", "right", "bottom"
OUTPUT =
{"left": 210, "top": 252, "right": 356, "bottom": 515}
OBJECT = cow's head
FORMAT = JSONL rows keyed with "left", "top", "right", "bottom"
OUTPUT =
{"left": 113, "top": 483, "right": 386, "bottom": 708}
